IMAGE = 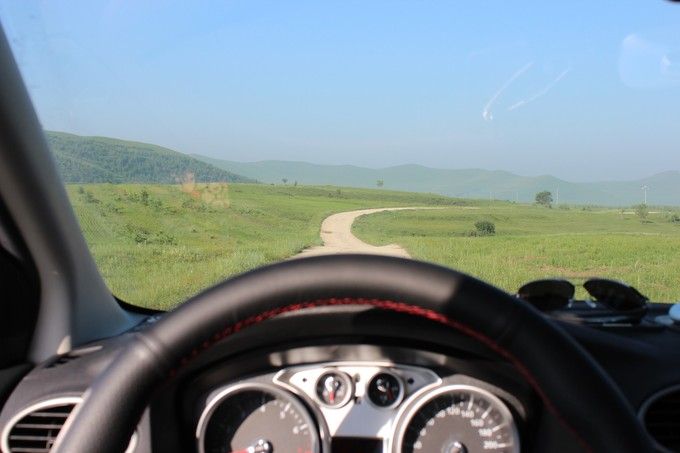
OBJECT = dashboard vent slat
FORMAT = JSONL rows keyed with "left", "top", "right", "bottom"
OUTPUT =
{"left": 643, "top": 387, "right": 680, "bottom": 452}
{"left": 3, "top": 401, "right": 77, "bottom": 453}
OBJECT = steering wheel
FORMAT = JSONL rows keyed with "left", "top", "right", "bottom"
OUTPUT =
{"left": 52, "top": 255, "right": 652, "bottom": 453}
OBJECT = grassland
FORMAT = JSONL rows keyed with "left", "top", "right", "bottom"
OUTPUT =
{"left": 67, "top": 183, "right": 466, "bottom": 310}
{"left": 68, "top": 183, "right": 680, "bottom": 309}
{"left": 353, "top": 205, "right": 680, "bottom": 301}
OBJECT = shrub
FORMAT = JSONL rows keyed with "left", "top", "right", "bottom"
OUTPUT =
{"left": 83, "top": 190, "right": 100, "bottom": 204}
{"left": 535, "top": 191, "right": 553, "bottom": 207}
{"left": 670, "top": 213, "right": 680, "bottom": 224}
{"left": 154, "top": 231, "right": 177, "bottom": 245}
{"left": 181, "top": 198, "right": 207, "bottom": 212}
{"left": 140, "top": 189, "right": 149, "bottom": 206}
{"left": 124, "top": 223, "right": 177, "bottom": 245}
{"left": 634, "top": 203, "right": 649, "bottom": 220}
{"left": 474, "top": 220, "right": 496, "bottom": 236}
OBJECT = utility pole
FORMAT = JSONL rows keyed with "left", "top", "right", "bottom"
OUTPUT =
{"left": 556, "top": 187, "right": 559, "bottom": 205}
{"left": 641, "top": 185, "right": 649, "bottom": 204}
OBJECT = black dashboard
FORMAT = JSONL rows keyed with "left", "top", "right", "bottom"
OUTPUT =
{"left": 1, "top": 304, "right": 680, "bottom": 452}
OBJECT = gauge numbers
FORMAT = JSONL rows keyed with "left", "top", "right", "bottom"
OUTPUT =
{"left": 397, "top": 385, "right": 519, "bottom": 453}
{"left": 198, "top": 383, "right": 320, "bottom": 453}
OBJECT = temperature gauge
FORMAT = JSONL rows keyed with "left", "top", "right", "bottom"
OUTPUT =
{"left": 367, "top": 372, "right": 403, "bottom": 408}
{"left": 315, "top": 370, "right": 353, "bottom": 408}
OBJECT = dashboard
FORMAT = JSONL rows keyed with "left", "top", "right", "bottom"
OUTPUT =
{"left": 194, "top": 361, "right": 521, "bottom": 453}
{"left": 3, "top": 303, "right": 680, "bottom": 452}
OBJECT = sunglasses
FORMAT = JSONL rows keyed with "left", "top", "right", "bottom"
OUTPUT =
{"left": 518, "top": 278, "right": 648, "bottom": 313}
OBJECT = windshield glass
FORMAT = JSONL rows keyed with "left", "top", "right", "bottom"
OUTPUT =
{"left": 1, "top": 1, "right": 680, "bottom": 310}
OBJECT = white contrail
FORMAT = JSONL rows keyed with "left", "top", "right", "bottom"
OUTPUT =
{"left": 482, "top": 61, "right": 533, "bottom": 121}
{"left": 507, "top": 67, "right": 571, "bottom": 111}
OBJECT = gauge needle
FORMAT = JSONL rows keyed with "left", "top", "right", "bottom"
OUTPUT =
{"left": 230, "top": 439, "right": 272, "bottom": 453}
{"left": 324, "top": 376, "right": 340, "bottom": 403}
{"left": 377, "top": 380, "right": 393, "bottom": 400}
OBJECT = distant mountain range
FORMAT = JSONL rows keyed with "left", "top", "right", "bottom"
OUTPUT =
{"left": 193, "top": 155, "right": 680, "bottom": 206}
{"left": 47, "top": 131, "right": 254, "bottom": 184}
{"left": 44, "top": 130, "right": 680, "bottom": 206}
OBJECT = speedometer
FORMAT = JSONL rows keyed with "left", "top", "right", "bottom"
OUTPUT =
{"left": 197, "top": 383, "right": 321, "bottom": 453}
{"left": 394, "top": 385, "right": 520, "bottom": 453}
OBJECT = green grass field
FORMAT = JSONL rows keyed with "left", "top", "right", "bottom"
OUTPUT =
{"left": 67, "top": 183, "right": 465, "bottom": 309}
{"left": 353, "top": 205, "right": 680, "bottom": 301}
{"left": 68, "top": 183, "right": 680, "bottom": 309}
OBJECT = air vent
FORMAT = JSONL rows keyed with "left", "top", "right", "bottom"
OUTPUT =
{"left": 1, "top": 398, "right": 80, "bottom": 453}
{"left": 641, "top": 386, "right": 680, "bottom": 452}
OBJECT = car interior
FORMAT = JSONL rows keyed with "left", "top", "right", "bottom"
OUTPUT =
{"left": 1, "top": 8, "right": 680, "bottom": 453}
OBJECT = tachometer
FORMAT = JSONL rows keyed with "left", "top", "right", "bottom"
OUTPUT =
{"left": 197, "top": 383, "right": 320, "bottom": 453}
{"left": 394, "top": 385, "right": 519, "bottom": 453}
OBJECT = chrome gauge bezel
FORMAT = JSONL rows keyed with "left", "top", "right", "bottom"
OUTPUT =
{"left": 195, "top": 381, "right": 325, "bottom": 453}
{"left": 390, "top": 384, "right": 521, "bottom": 453}
{"left": 314, "top": 369, "right": 355, "bottom": 408}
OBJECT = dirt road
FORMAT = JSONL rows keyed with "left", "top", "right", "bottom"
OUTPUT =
{"left": 291, "top": 207, "right": 437, "bottom": 259}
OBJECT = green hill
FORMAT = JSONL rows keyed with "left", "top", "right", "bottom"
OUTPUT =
{"left": 47, "top": 131, "right": 255, "bottom": 184}
{"left": 45, "top": 129, "right": 679, "bottom": 205}
{"left": 193, "top": 156, "right": 680, "bottom": 206}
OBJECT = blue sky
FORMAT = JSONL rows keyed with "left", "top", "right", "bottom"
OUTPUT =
{"left": 1, "top": 0, "right": 679, "bottom": 181}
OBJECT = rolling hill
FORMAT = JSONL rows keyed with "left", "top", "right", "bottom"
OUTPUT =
{"left": 47, "top": 131, "right": 255, "bottom": 184}
{"left": 193, "top": 156, "right": 680, "bottom": 206}
{"left": 45, "top": 129, "right": 680, "bottom": 206}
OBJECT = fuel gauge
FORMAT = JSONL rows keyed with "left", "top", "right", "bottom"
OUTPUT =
{"left": 315, "top": 370, "right": 353, "bottom": 408}
{"left": 367, "top": 372, "right": 403, "bottom": 408}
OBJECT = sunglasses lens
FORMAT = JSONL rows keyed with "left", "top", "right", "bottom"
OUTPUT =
{"left": 518, "top": 279, "right": 575, "bottom": 311}
{"left": 583, "top": 279, "right": 648, "bottom": 311}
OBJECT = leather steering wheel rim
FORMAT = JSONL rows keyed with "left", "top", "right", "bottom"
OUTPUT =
{"left": 52, "top": 254, "right": 652, "bottom": 453}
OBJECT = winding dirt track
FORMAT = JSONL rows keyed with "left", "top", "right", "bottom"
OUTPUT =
{"left": 291, "top": 207, "right": 438, "bottom": 259}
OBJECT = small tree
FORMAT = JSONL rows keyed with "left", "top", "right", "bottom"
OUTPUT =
{"left": 635, "top": 203, "right": 649, "bottom": 220}
{"left": 535, "top": 191, "right": 553, "bottom": 207}
{"left": 140, "top": 189, "right": 149, "bottom": 206}
{"left": 474, "top": 220, "right": 496, "bottom": 236}
{"left": 282, "top": 178, "right": 288, "bottom": 185}
{"left": 376, "top": 179, "right": 384, "bottom": 188}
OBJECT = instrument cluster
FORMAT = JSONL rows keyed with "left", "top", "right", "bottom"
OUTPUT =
{"left": 196, "top": 362, "right": 521, "bottom": 453}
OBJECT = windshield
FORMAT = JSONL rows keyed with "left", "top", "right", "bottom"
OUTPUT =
{"left": 1, "top": 1, "right": 680, "bottom": 310}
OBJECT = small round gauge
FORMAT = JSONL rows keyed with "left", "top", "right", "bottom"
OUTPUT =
{"left": 315, "top": 370, "right": 353, "bottom": 408}
{"left": 394, "top": 385, "right": 520, "bottom": 453}
{"left": 367, "top": 372, "right": 403, "bottom": 408}
{"left": 197, "top": 383, "right": 320, "bottom": 453}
